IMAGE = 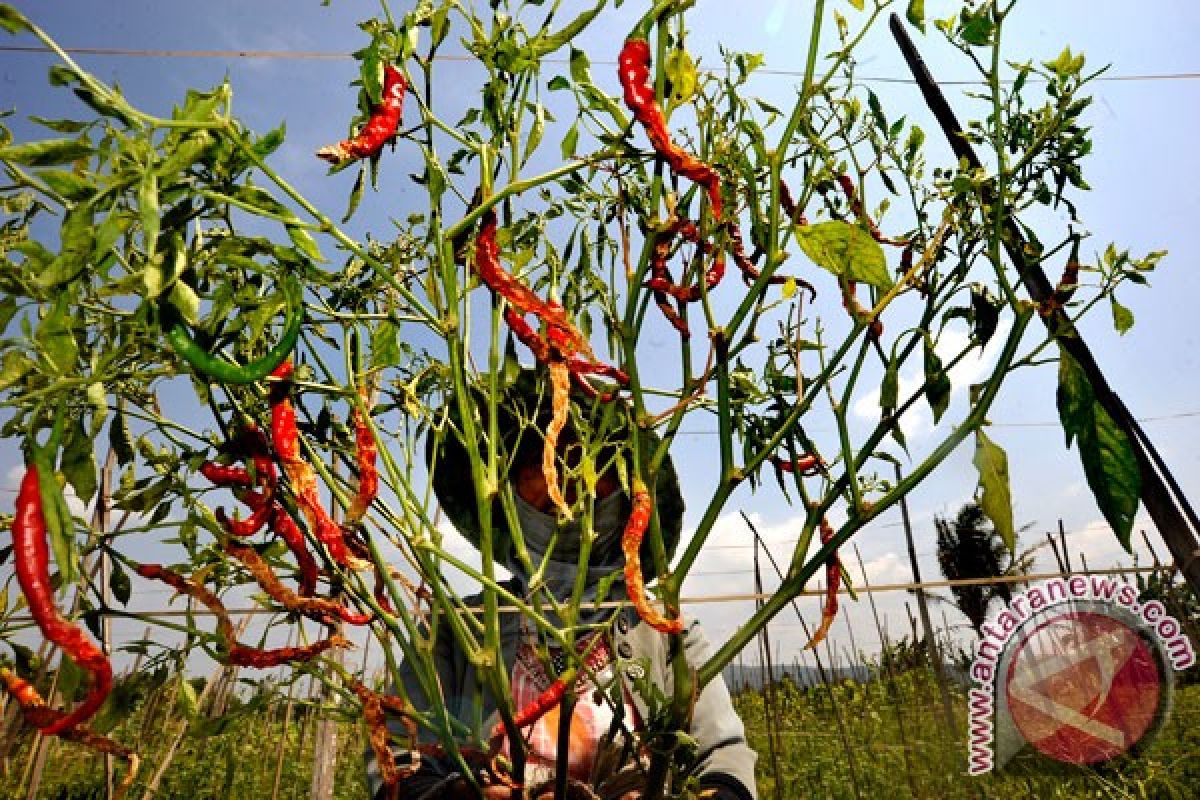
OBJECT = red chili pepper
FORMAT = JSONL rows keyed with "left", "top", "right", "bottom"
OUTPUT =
{"left": 835, "top": 174, "right": 910, "bottom": 248}
{"left": 542, "top": 361, "right": 572, "bottom": 517}
{"left": 200, "top": 462, "right": 255, "bottom": 488}
{"left": 489, "top": 677, "right": 569, "bottom": 748}
{"left": 648, "top": 219, "right": 693, "bottom": 337}
{"left": 215, "top": 489, "right": 272, "bottom": 537}
{"left": 270, "top": 504, "right": 320, "bottom": 597}
{"left": 0, "top": 668, "right": 140, "bottom": 797}
{"left": 622, "top": 479, "right": 683, "bottom": 635}
{"left": 317, "top": 65, "right": 408, "bottom": 164}
{"left": 345, "top": 387, "right": 378, "bottom": 526}
{"left": 769, "top": 454, "right": 823, "bottom": 476}
{"left": 224, "top": 540, "right": 369, "bottom": 626}
{"left": 474, "top": 211, "right": 628, "bottom": 400}
{"left": 270, "top": 361, "right": 361, "bottom": 568}
{"left": 135, "top": 563, "right": 350, "bottom": 666}
{"left": 12, "top": 465, "right": 113, "bottom": 736}
{"left": 619, "top": 38, "right": 722, "bottom": 220}
{"left": 804, "top": 517, "right": 841, "bottom": 650}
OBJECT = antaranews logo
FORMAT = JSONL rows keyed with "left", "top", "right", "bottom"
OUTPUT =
{"left": 966, "top": 575, "right": 1195, "bottom": 775}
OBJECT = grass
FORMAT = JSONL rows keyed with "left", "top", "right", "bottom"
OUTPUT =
{"left": 734, "top": 669, "right": 1200, "bottom": 800}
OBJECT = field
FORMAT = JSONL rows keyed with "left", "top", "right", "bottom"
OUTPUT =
{"left": 2, "top": 668, "right": 1197, "bottom": 799}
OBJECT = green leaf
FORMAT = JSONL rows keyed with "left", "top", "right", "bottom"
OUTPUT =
{"left": 1110, "top": 296, "right": 1134, "bottom": 335}
{"left": 287, "top": 224, "right": 323, "bottom": 262}
{"left": 569, "top": 47, "right": 591, "bottom": 84}
{"left": 880, "top": 355, "right": 899, "bottom": 416}
{"left": 1056, "top": 347, "right": 1140, "bottom": 550}
{"left": 36, "top": 168, "right": 94, "bottom": 201}
{"left": 0, "top": 349, "right": 33, "bottom": 391}
{"left": 38, "top": 205, "right": 94, "bottom": 289}
{"left": 561, "top": 122, "right": 579, "bottom": 159}
{"left": 848, "top": 0, "right": 864, "bottom": 9}
{"left": 0, "top": 138, "right": 92, "bottom": 166}
{"left": 0, "top": 295, "right": 16, "bottom": 330}
{"left": 547, "top": 75, "right": 570, "bottom": 91}
{"left": 959, "top": 8, "right": 994, "bottom": 46}
{"left": 371, "top": 318, "right": 402, "bottom": 369}
{"left": 973, "top": 429, "right": 1014, "bottom": 552}
{"left": 58, "top": 652, "right": 85, "bottom": 704}
{"left": 794, "top": 220, "right": 891, "bottom": 290}
{"left": 252, "top": 123, "right": 286, "bottom": 159}
{"left": 0, "top": 5, "right": 33, "bottom": 33}
{"left": 109, "top": 563, "right": 131, "bottom": 606}
{"left": 923, "top": 336, "right": 950, "bottom": 424}
{"left": 35, "top": 293, "right": 79, "bottom": 374}
{"left": 342, "top": 164, "right": 366, "bottom": 224}
{"left": 906, "top": 0, "right": 926, "bottom": 32}
{"left": 177, "top": 675, "right": 200, "bottom": 720}
{"left": 523, "top": 102, "right": 545, "bottom": 166}
{"left": 1055, "top": 347, "right": 1090, "bottom": 448}
{"left": 62, "top": 417, "right": 97, "bottom": 504}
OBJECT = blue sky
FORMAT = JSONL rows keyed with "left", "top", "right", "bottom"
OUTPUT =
{"left": 3, "top": 1, "right": 1200, "bottom": 668}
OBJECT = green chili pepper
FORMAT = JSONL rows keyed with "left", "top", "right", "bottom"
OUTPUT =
{"left": 163, "top": 274, "right": 303, "bottom": 385}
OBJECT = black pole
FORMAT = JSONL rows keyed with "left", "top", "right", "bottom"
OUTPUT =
{"left": 889, "top": 13, "right": 1200, "bottom": 595}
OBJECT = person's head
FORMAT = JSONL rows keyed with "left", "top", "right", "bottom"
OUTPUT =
{"left": 429, "top": 368, "right": 683, "bottom": 582}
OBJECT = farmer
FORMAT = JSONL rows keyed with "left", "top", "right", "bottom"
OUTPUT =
{"left": 367, "top": 370, "right": 756, "bottom": 800}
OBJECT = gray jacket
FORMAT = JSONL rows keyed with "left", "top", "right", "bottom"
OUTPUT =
{"left": 365, "top": 595, "right": 757, "bottom": 799}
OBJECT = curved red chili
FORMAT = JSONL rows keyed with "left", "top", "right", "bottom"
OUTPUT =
{"left": 474, "top": 211, "right": 628, "bottom": 399}
{"left": 345, "top": 388, "right": 378, "bottom": 526}
{"left": 12, "top": 465, "right": 112, "bottom": 736}
{"left": 622, "top": 479, "right": 683, "bottom": 635}
{"left": 619, "top": 38, "right": 722, "bottom": 219}
{"left": 0, "top": 668, "right": 139, "bottom": 796}
{"left": 270, "top": 361, "right": 359, "bottom": 568}
{"left": 317, "top": 64, "right": 408, "bottom": 164}
{"left": 804, "top": 517, "right": 841, "bottom": 650}
{"left": 135, "top": 563, "right": 350, "bottom": 666}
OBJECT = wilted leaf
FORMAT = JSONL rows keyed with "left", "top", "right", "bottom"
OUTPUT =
{"left": 1056, "top": 347, "right": 1141, "bottom": 550}
{"left": 923, "top": 337, "right": 950, "bottom": 423}
{"left": 795, "top": 220, "right": 891, "bottom": 290}
{"left": 973, "top": 428, "right": 1014, "bottom": 552}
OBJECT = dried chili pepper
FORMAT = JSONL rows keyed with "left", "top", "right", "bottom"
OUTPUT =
{"left": 0, "top": 668, "right": 140, "bottom": 798}
{"left": 804, "top": 517, "right": 841, "bottom": 650}
{"left": 474, "top": 211, "right": 628, "bottom": 399}
{"left": 270, "top": 504, "right": 320, "bottom": 597}
{"left": 317, "top": 64, "right": 408, "bottom": 164}
{"left": 769, "top": 454, "right": 823, "bottom": 476}
{"left": 12, "top": 464, "right": 112, "bottom": 736}
{"left": 224, "top": 540, "right": 370, "bottom": 626}
{"left": 622, "top": 479, "right": 683, "bottom": 635}
{"left": 835, "top": 174, "right": 909, "bottom": 248}
{"left": 217, "top": 494, "right": 273, "bottom": 538}
{"left": 349, "top": 680, "right": 420, "bottom": 798}
{"left": 270, "top": 361, "right": 363, "bottom": 569}
{"left": 345, "top": 387, "right": 378, "bottom": 526}
{"left": 648, "top": 219, "right": 693, "bottom": 337}
{"left": 135, "top": 563, "right": 350, "bottom": 667}
{"left": 840, "top": 280, "right": 884, "bottom": 339}
{"left": 164, "top": 274, "right": 302, "bottom": 386}
{"left": 542, "top": 361, "right": 572, "bottom": 517}
{"left": 618, "top": 38, "right": 721, "bottom": 220}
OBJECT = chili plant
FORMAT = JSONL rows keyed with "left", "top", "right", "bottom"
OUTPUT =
{"left": 0, "top": 1, "right": 1163, "bottom": 798}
